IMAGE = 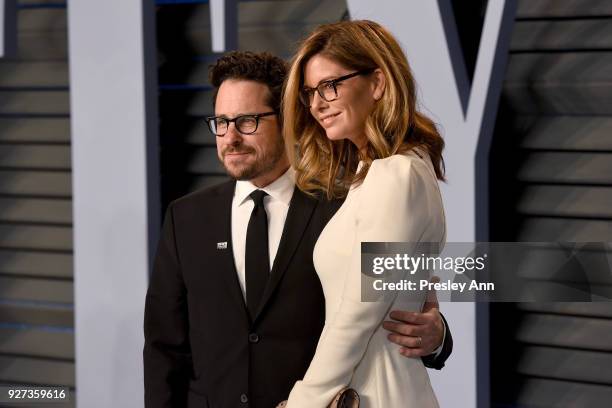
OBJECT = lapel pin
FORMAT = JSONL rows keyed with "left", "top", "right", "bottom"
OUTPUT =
{"left": 217, "top": 242, "right": 228, "bottom": 249}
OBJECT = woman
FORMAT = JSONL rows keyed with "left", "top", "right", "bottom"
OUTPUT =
{"left": 281, "top": 20, "right": 446, "bottom": 407}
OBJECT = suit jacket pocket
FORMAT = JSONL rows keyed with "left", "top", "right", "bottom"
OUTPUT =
{"left": 188, "top": 389, "right": 209, "bottom": 408}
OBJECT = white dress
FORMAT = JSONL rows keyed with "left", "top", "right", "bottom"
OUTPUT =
{"left": 286, "top": 152, "right": 446, "bottom": 408}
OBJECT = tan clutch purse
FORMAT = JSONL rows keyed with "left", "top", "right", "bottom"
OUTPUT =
{"left": 276, "top": 387, "right": 359, "bottom": 408}
{"left": 329, "top": 388, "right": 359, "bottom": 408}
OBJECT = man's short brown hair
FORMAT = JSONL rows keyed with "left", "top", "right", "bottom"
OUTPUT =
{"left": 209, "top": 51, "right": 288, "bottom": 112}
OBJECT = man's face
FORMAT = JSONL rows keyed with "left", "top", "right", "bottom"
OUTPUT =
{"left": 215, "top": 79, "right": 286, "bottom": 184}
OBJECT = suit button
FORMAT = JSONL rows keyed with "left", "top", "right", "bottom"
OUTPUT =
{"left": 248, "top": 333, "right": 259, "bottom": 343}
{"left": 240, "top": 393, "right": 249, "bottom": 403}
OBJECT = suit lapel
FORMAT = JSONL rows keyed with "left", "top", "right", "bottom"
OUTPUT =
{"left": 209, "top": 181, "right": 250, "bottom": 323}
{"left": 253, "top": 187, "right": 317, "bottom": 321}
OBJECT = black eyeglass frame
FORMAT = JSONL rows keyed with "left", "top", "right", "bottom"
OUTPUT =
{"left": 300, "top": 68, "right": 376, "bottom": 107}
{"left": 206, "top": 111, "right": 277, "bottom": 136}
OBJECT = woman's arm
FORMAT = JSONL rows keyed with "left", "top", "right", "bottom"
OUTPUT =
{"left": 286, "top": 155, "right": 445, "bottom": 407}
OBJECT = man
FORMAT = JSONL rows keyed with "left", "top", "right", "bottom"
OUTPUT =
{"left": 144, "top": 51, "right": 452, "bottom": 408}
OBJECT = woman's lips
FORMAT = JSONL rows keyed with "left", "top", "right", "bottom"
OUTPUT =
{"left": 320, "top": 112, "right": 340, "bottom": 126}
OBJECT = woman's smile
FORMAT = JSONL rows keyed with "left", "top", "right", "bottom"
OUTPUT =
{"left": 319, "top": 112, "right": 341, "bottom": 126}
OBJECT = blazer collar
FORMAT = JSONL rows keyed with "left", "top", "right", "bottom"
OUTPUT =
{"left": 209, "top": 180, "right": 251, "bottom": 325}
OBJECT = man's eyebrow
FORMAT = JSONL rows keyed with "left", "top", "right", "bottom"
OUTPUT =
{"left": 214, "top": 112, "right": 267, "bottom": 118}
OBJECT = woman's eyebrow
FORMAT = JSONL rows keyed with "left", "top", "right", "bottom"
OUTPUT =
{"left": 317, "top": 77, "right": 336, "bottom": 85}
{"left": 304, "top": 75, "right": 338, "bottom": 88}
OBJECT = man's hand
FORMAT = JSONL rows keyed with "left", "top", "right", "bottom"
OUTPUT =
{"left": 383, "top": 277, "right": 444, "bottom": 357}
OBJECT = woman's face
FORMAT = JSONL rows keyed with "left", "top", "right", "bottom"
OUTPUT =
{"left": 303, "top": 54, "right": 384, "bottom": 148}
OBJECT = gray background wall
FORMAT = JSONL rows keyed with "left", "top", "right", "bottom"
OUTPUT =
{"left": 489, "top": 1, "right": 612, "bottom": 407}
{"left": 68, "top": 0, "right": 159, "bottom": 406}
{"left": 0, "top": 2, "right": 74, "bottom": 407}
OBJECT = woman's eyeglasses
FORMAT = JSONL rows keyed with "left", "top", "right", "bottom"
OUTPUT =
{"left": 299, "top": 68, "right": 375, "bottom": 107}
{"left": 206, "top": 111, "right": 277, "bottom": 136}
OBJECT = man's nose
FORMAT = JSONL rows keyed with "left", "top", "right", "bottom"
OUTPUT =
{"left": 224, "top": 122, "right": 243, "bottom": 144}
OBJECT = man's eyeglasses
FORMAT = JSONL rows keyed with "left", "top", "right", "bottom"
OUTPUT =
{"left": 206, "top": 111, "right": 277, "bottom": 136}
{"left": 299, "top": 68, "right": 375, "bottom": 107}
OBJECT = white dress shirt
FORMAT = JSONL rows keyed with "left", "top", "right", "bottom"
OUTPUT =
{"left": 231, "top": 168, "right": 295, "bottom": 302}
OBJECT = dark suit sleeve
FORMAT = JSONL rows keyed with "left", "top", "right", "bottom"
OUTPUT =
{"left": 421, "top": 313, "right": 453, "bottom": 370}
{"left": 144, "top": 202, "right": 192, "bottom": 407}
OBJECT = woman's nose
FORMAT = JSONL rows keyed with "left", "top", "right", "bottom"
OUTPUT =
{"left": 310, "top": 91, "right": 327, "bottom": 111}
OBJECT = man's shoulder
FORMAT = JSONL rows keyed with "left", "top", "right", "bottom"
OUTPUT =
{"left": 169, "top": 179, "right": 235, "bottom": 212}
{"left": 316, "top": 195, "right": 344, "bottom": 214}
{"left": 291, "top": 188, "right": 343, "bottom": 223}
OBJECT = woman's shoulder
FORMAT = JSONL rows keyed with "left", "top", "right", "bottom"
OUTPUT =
{"left": 367, "top": 149, "right": 433, "bottom": 179}
{"left": 355, "top": 150, "right": 444, "bottom": 227}
{"left": 355, "top": 151, "right": 437, "bottom": 202}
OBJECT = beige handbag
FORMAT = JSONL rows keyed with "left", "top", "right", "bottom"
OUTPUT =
{"left": 328, "top": 388, "right": 360, "bottom": 408}
{"left": 276, "top": 387, "right": 359, "bottom": 408}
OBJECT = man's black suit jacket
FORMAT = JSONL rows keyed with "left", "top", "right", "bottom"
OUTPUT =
{"left": 144, "top": 180, "right": 452, "bottom": 408}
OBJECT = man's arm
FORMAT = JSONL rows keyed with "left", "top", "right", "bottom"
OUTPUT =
{"left": 421, "top": 313, "right": 453, "bottom": 369}
{"left": 143, "top": 203, "right": 192, "bottom": 407}
{"left": 383, "top": 280, "right": 453, "bottom": 369}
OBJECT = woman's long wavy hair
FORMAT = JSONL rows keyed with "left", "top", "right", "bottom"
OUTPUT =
{"left": 283, "top": 20, "right": 445, "bottom": 199}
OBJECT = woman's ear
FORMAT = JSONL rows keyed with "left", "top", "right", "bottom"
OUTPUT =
{"left": 371, "top": 68, "right": 386, "bottom": 101}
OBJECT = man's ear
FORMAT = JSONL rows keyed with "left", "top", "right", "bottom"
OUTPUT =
{"left": 371, "top": 68, "right": 386, "bottom": 101}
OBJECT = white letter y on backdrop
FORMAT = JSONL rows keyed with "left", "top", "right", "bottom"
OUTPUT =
{"left": 347, "top": 0, "right": 516, "bottom": 241}
{"left": 346, "top": 2, "right": 517, "bottom": 408}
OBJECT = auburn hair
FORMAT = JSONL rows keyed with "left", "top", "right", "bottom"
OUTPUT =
{"left": 282, "top": 20, "right": 445, "bottom": 199}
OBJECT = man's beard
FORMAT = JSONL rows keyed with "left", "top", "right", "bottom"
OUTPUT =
{"left": 221, "top": 139, "right": 285, "bottom": 181}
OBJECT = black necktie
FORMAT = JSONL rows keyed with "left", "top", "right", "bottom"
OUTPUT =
{"left": 245, "top": 190, "right": 270, "bottom": 319}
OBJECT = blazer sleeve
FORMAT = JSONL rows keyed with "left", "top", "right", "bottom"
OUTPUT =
{"left": 143, "top": 202, "right": 192, "bottom": 407}
{"left": 421, "top": 313, "right": 453, "bottom": 370}
{"left": 286, "top": 156, "right": 446, "bottom": 407}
